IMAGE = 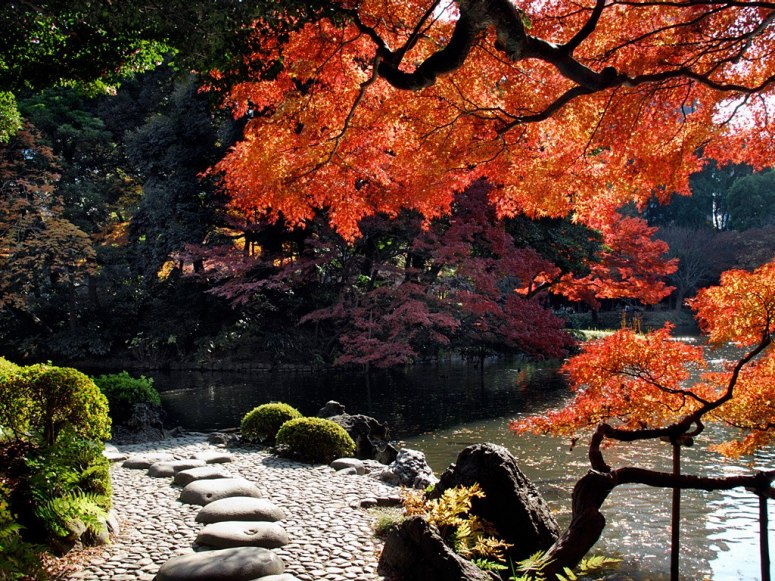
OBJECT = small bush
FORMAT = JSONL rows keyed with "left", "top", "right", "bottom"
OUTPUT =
{"left": 275, "top": 417, "right": 355, "bottom": 464}
{"left": 240, "top": 402, "right": 303, "bottom": 444}
{"left": 19, "top": 365, "right": 111, "bottom": 445}
{"left": 0, "top": 357, "right": 27, "bottom": 439}
{"left": 93, "top": 371, "right": 161, "bottom": 424}
{"left": 0, "top": 482, "right": 47, "bottom": 579}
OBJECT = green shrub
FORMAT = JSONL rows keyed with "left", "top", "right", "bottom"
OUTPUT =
{"left": 240, "top": 402, "right": 303, "bottom": 444}
{"left": 92, "top": 371, "right": 161, "bottom": 424}
{"left": 19, "top": 365, "right": 111, "bottom": 445}
{"left": 0, "top": 358, "right": 27, "bottom": 440}
{"left": 275, "top": 417, "right": 355, "bottom": 464}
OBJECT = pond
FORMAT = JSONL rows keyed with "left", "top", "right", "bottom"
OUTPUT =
{"left": 151, "top": 357, "right": 773, "bottom": 580}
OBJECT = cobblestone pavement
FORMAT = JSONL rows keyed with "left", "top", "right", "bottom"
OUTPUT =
{"left": 67, "top": 434, "right": 397, "bottom": 581}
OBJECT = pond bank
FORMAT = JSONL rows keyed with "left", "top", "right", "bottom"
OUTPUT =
{"left": 64, "top": 434, "right": 397, "bottom": 581}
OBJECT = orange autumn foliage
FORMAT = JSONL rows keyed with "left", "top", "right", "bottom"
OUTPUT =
{"left": 512, "top": 259, "right": 775, "bottom": 458}
{"left": 212, "top": 1, "right": 775, "bottom": 240}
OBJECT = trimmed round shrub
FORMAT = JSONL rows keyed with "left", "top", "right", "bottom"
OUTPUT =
{"left": 240, "top": 402, "right": 302, "bottom": 444}
{"left": 275, "top": 417, "right": 356, "bottom": 464}
{"left": 19, "top": 365, "right": 111, "bottom": 445}
{"left": 0, "top": 357, "right": 27, "bottom": 439}
{"left": 92, "top": 371, "right": 161, "bottom": 424}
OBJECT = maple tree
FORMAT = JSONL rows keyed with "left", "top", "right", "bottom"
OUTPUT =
{"left": 510, "top": 259, "right": 775, "bottom": 577}
{"left": 211, "top": 0, "right": 775, "bottom": 240}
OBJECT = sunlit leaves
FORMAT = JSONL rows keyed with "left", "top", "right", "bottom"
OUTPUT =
{"left": 214, "top": 0, "right": 774, "bottom": 239}
{"left": 512, "top": 259, "right": 775, "bottom": 458}
{"left": 689, "top": 260, "right": 775, "bottom": 347}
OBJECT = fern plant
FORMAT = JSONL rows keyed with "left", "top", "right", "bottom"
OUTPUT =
{"left": 402, "top": 483, "right": 512, "bottom": 568}
{"left": 33, "top": 491, "right": 109, "bottom": 541}
{"left": 508, "top": 550, "right": 622, "bottom": 581}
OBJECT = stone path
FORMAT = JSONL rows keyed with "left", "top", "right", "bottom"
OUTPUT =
{"left": 68, "top": 434, "right": 398, "bottom": 580}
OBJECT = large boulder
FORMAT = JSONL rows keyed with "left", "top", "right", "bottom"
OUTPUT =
{"left": 378, "top": 516, "right": 496, "bottom": 581}
{"left": 318, "top": 401, "right": 398, "bottom": 463}
{"left": 372, "top": 448, "right": 437, "bottom": 489}
{"left": 433, "top": 443, "right": 560, "bottom": 561}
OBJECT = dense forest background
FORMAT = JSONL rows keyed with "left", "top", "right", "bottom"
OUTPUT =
{"left": 2, "top": 68, "right": 774, "bottom": 369}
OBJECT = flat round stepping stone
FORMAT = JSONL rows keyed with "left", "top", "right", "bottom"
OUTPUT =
{"left": 196, "top": 497, "right": 286, "bottom": 524}
{"left": 174, "top": 465, "right": 233, "bottom": 487}
{"left": 180, "top": 478, "right": 262, "bottom": 506}
{"left": 193, "top": 450, "right": 234, "bottom": 464}
{"left": 155, "top": 546, "right": 284, "bottom": 581}
{"left": 103, "top": 450, "right": 128, "bottom": 463}
{"left": 196, "top": 521, "right": 290, "bottom": 549}
{"left": 256, "top": 575, "right": 304, "bottom": 581}
{"left": 122, "top": 453, "right": 176, "bottom": 469}
{"left": 148, "top": 459, "right": 207, "bottom": 477}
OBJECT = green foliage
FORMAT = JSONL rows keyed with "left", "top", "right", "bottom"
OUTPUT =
{"left": 26, "top": 438, "right": 112, "bottom": 503}
{"left": 93, "top": 371, "right": 161, "bottom": 424}
{"left": 402, "top": 483, "right": 512, "bottom": 565}
{"left": 33, "top": 490, "right": 108, "bottom": 543}
{"left": 0, "top": 483, "right": 47, "bottom": 580}
{"left": 0, "top": 91, "right": 22, "bottom": 143}
{"left": 17, "top": 365, "right": 110, "bottom": 445}
{"left": 240, "top": 402, "right": 303, "bottom": 444}
{"left": 508, "top": 550, "right": 622, "bottom": 581}
{"left": 275, "top": 417, "right": 355, "bottom": 464}
{"left": 0, "top": 358, "right": 26, "bottom": 440}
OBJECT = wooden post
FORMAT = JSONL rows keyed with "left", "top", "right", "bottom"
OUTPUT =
{"left": 760, "top": 493, "right": 770, "bottom": 581}
{"left": 671, "top": 440, "right": 681, "bottom": 581}
{"left": 661, "top": 434, "right": 693, "bottom": 581}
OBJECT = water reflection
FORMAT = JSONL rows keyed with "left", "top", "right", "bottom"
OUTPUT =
{"left": 152, "top": 358, "right": 567, "bottom": 436}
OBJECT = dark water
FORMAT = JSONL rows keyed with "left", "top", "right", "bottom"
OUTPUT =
{"left": 150, "top": 357, "right": 774, "bottom": 580}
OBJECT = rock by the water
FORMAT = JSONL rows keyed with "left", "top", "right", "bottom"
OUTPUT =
{"left": 326, "top": 413, "right": 396, "bottom": 462}
{"left": 207, "top": 432, "right": 240, "bottom": 447}
{"left": 330, "top": 458, "right": 365, "bottom": 475}
{"left": 378, "top": 515, "right": 496, "bottom": 581}
{"left": 155, "top": 546, "right": 284, "bottom": 581}
{"left": 174, "top": 465, "right": 234, "bottom": 487}
{"left": 122, "top": 453, "right": 176, "bottom": 469}
{"left": 148, "top": 459, "right": 207, "bottom": 477}
{"left": 193, "top": 450, "right": 234, "bottom": 464}
{"left": 196, "top": 521, "right": 290, "bottom": 549}
{"left": 110, "top": 402, "right": 166, "bottom": 444}
{"left": 317, "top": 400, "right": 347, "bottom": 417}
{"left": 434, "top": 442, "right": 560, "bottom": 560}
{"left": 180, "top": 478, "right": 262, "bottom": 506}
{"left": 373, "top": 448, "right": 437, "bottom": 489}
{"left": 196, "top": 497, "right": 286, "bottom": 524}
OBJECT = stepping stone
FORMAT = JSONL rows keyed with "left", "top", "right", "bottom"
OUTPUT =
{"left": 103, "top": 450, "right": 128, "bottom": 462}
{"left": 180, "top": 478, "right": 262, "bottom": 506}
{"left": 193, "top": 450, "right": 234, "bottom": 464}
{"left": 174, "top": 465, "right": 234, "bottom": 487}
{"left": 122, "top": 453, "right": 176, "bottom": 469}
{"left": 155, "top": 546, "right": 284, "bottom": 581}
{"left": 196, "top": 497, "right": 286, "bottom": 524}
{"left": 148, "top": 459, "right": 207, "bottom": 477}
{"left": 196, "top": 521, "right": 290, "bottom": 549}
{"left": 255, "top": 575, "right": 303, "bottom": 581}
{"left": 330, "top": 458, "right": 365, "bottom": 475}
